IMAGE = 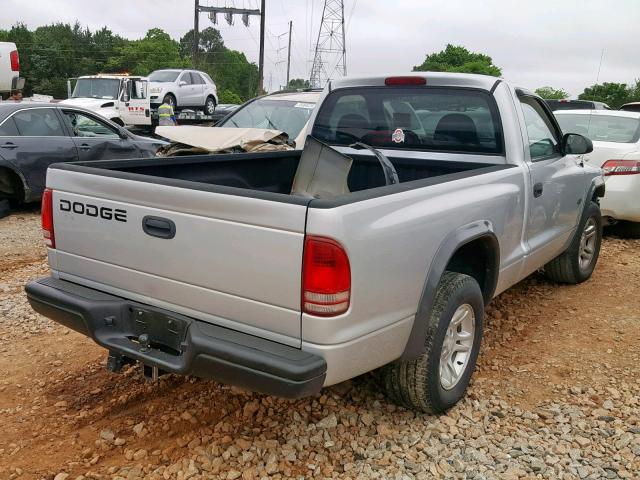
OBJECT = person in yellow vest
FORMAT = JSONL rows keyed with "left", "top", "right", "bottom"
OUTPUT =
{"left": 158, "top": 102, "right": 177, "bottom": 126}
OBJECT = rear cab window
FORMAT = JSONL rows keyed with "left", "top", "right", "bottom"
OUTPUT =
{"left": 311, "top": 87, "right": 504, "bottom": 155}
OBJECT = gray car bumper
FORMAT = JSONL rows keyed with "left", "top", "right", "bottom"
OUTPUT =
{"left": 25, "top": 277, "right": 326, "bottom": 398}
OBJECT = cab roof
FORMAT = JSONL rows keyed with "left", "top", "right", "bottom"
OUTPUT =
{"left": 328, "top": 72, "right": 502, "bottom": 91}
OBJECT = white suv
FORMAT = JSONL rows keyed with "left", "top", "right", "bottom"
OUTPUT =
{"left": 149, "top": 69, "right": 218, "bottom": 115}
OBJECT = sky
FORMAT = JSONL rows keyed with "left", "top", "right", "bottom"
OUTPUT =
{"left": 1, "top": 0, "right": 639, "bottom": 97}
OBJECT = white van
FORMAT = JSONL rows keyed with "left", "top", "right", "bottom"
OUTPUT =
{"left": 0, "top": 42, "right": 20, "bottom": 98}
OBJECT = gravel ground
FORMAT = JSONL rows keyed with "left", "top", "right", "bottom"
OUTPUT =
{"left": 0, "top": 212, "right": 639, "bottom": 480}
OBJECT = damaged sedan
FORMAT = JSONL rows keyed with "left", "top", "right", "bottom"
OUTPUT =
{"left": 0, "top": 102, "right": 164, "bottom": 212}
{"left": 155, "top": 90, "right": 321, "bottom": 156}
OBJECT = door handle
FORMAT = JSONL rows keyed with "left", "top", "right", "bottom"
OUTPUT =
{"left": 79, "top": 144, "right": 91, "bottom": 151}
{"left": 142, "top": 216, "right": 176, "bottom": 239}
{"left": 533, "top": 183, "right": 544, "bottom": 198}
{"left": 0, "top": 142, "right": 18, "bottom": 149}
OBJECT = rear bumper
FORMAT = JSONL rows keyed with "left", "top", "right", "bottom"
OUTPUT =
{"left": 25, "top": 277, "right": 326, "bottom": 398}
{"left": 600, "top": 175, "right": 640, "bottom": 222}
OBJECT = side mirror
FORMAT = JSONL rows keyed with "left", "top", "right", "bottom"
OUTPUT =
{"left": 118, "top": 127, "right": 129, "bottom": 139}
{"left": 562, "top": 133, "right": 593, "bottom": 155}
{"left": 179, "top": 80, "right": 187, "bottom": 87}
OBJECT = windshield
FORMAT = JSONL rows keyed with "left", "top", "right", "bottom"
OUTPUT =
{"left": 149, "top": 71, "right": 180, "bottom": 82}
{"left": 311, "top": 87, "right": 503, "bottom": 154}
{"left": 556, "top": 114, "right": 640, "bottom": 143}
{"left": 72, "top": 78, "right": 120, "bottom": 99}
{"left": 219, "top": 98, "right": 316, "bottom": 139}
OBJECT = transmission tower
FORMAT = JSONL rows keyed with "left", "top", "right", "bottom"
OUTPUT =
{"left": 310, "top": 0, "right": 347, "bottom": 89}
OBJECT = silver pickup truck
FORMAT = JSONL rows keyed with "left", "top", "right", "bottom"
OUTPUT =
{"left": 26, "top": 73, "right": 604, "bottom": 413}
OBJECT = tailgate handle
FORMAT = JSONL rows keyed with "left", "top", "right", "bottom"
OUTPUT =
{"left": 142, "top": 216, "right": 176, "bottom": 239}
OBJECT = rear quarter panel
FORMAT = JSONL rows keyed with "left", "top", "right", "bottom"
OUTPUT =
{"left": 303, "top": 165, "right": 527, "bottom": 347}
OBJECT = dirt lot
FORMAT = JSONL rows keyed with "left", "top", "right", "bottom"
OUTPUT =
{"left": 1, "top": 211, "right": 639, "bottom": 480}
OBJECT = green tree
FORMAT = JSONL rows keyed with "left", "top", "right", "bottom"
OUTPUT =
{"left": 218, "top": 89, "right": 242, "bottom": 104}
{"left": 413, "top": 44, "right": 502, "bottom": 77}
{"left": 535, "top": 86, "right": 569, "bottom": 99}
{"left": 179, "top": 27, "right": 225, "bottom": 61}
{"left": 107, "top": 28, "right": 188, "bottom": 75}
{"left": 180, "top": 28, "right": 258, "bottom": 101}
{"left": 287, "top": 78, "right": 310, "bottom": 89}
{"left": 578, "top": 82, "right": 631, "bottom": 109}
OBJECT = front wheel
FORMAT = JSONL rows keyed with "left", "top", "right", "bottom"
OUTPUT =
{"left": 377, "top": 271, "right": 484, "bottom": 413}
{"left": 544, "top": 201, "right": 602, "bottom": 284}
{"left": 204, "top": 96, "right": 216, "bottom": 115}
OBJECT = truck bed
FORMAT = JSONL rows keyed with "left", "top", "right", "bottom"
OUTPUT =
{"left": 51, "top": 149, "right": 510, "bottom": 204}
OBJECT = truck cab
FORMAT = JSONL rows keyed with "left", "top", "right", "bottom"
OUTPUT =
{"left": 62, "top": 74, "right": 151, "bottom": 127}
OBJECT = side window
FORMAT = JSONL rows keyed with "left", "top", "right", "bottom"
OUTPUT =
{"left": 180, "top": 72, "right": 193, "bottom": 85}
{"left": 190, "top": 72, "right": 204, "bottom": 85}
{"left": 63, "top": 111, "right": 119, "bottom": 138}
{"left": 12, "top": 109, "right": 66, "bottom": 137}
{"left": 520, "top": 97, "right": 561, "bottom": 160}
{"left": 0, "top": 117, "right": 19, "bottom": 136}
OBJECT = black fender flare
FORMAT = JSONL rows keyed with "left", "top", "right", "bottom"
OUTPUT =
{"left": 561, "top": 176, "right": 606, "bottom": 251}
{"left": 0, "top": 159, "right": 31, "bottom": 202}
{"left": 400, "top": 220, "right": 500, "bottom": 361}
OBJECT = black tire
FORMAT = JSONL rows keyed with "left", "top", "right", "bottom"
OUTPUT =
{"left": 0, "top": 199, "right": 10, "bottom": 219}
{"left": 204, "top": 96, "right": 216, "bottom": 115}
{"left": 612, "top": 221, "right": 640, "bottom": 239}
{"left": 377, "top": 271, "right": 484, "bottom": 414}
{"left": 544, "top": 201, "right": 602, "bottom": 284}
{"left": 110, "top": 117, "right": 124, "bottom": 127}
{"left": 162, "top": 94, "right": 177, "bottom": 109}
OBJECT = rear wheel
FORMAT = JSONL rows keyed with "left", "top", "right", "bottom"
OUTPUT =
{"left": 204, "top": 96, "right": 216, "bottom": 115}
{"left": 377, "top": 271, "right": 484, "bottom": 413}
{"left": 544, "top": 201, "right": 602, "bottom": 284}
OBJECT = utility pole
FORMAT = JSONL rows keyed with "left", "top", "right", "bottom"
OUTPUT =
{"left": 192, "top": 1, "right": 265, "bottom": 93}
{"left": 193, "top": 0, "right": 200, "bottom": 66}
{"left": 286, "top": 20, "right": 292, "bottom": 88}
{"left": 310, "top": 0, "right": 347, "bottom": 88}
{"left": 258, "top": 0, "right": 266, "bottom": 93}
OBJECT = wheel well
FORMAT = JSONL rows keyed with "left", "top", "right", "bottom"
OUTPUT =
{"left": 111, "top": 117, "right": 124, "bottom": 126}
{"left": 445, "top": 235, "right": 499, "bottom": 303}
{"left": 593, "top": 184, "right": 605, "bottom": 202}
{"left": 0, "top": 167, "right": 25, "bottom": 203}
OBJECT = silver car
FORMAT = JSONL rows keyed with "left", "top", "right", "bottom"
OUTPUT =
{"left": 148, "top": 69, "right": 218, "bottom": 115}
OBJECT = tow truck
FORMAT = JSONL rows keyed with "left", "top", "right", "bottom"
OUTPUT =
{"left": 63, "top": 74, "right": 220, "bottom": 131}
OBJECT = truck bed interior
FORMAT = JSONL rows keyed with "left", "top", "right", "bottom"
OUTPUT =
{"left": 66, "top": 148, "right": 507, "bottom": 199}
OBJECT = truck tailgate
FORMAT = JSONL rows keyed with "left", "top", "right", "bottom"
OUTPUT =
{"left": 47, "top": 168, "right": 308, "bottom": 346}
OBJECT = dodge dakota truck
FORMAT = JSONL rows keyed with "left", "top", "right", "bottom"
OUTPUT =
{"left": 26, "top": 73, "right": 604, "bottom": 413}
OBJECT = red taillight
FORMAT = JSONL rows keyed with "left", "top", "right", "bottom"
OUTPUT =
{"left": 385, "top": 76, "right": 426, "bottom": 86}
{"left": 302, "top": 236, "right": 350, "bottom": 317}
{"left": 10, "top": 50, "right": 19, "bottom": 72}
{"left": 41, "top": 188, "right": 55, "bottom": 248}
{"left": 602, "top": 160, "right": 640, "bottom": 176}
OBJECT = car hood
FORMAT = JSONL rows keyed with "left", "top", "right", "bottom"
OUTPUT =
{"left": 60, "top": 97, "right": 117, "bottom": 109}
{"left": 149, "top": 82, "right": 171, "bottom": 90}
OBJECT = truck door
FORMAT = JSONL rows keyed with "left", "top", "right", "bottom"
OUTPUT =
{"left": 518, "top": 94, "right": 585, "bottom": 272}
{"left": 119, "top": 78, "right": 151, "bottom": 126}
